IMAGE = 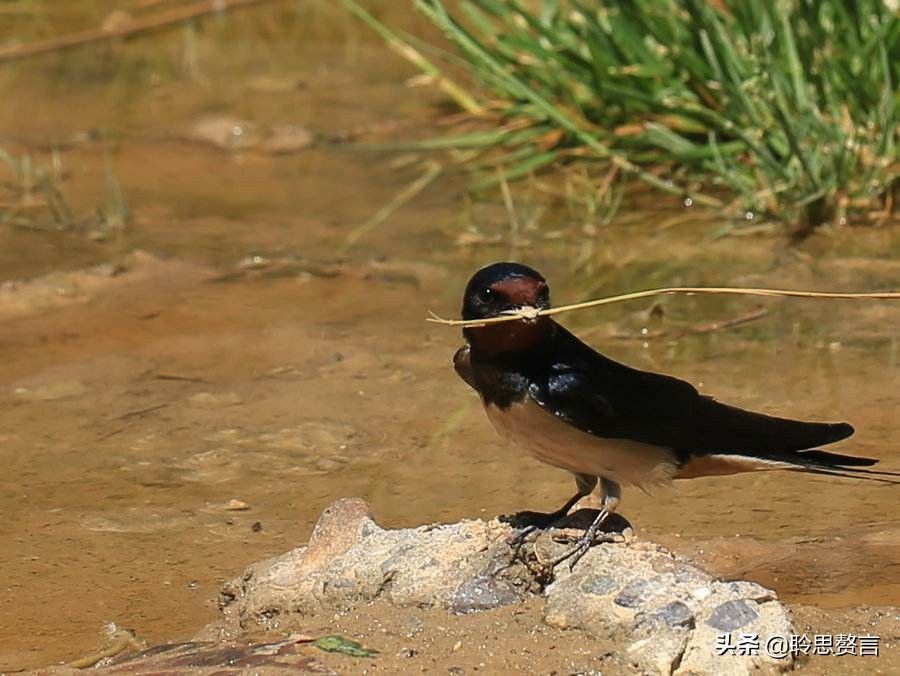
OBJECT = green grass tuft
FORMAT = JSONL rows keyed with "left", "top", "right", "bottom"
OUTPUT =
{"left": 349, "top": 0, "right": 898, "bottom": 232}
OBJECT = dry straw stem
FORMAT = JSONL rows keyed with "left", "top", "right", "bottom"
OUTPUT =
{"left": 340, "top": 0, "right": 484, "bottom": 116}
{"left": 341, "top": 160, "right": 443, "bottom": 252}
{"left": 427, "top": 286, "right": 900, "bottom": 328}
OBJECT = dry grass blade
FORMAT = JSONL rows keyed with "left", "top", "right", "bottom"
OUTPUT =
{"left": 341, "top": 160, "right": 442, "bottom": 251}
{"left": 341, "top": 0, "right": 484, "bottom": 115}
{"left": 428, "top": 286, "right": 900, "bottom": 328}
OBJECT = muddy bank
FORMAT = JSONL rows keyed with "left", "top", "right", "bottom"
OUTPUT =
{"left": 37, "top": 498, "right": 899, "bottom": 675}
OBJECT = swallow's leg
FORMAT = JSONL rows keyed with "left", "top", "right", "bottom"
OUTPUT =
{"left": 551, "top": 477, "right": 621, "bottom": 571}
{"left": 506, "top": 474, "right": 597, "bottom": 546}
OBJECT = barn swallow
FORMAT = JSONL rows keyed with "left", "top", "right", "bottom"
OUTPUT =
{"left": 453, "top": 262, "right": 898, "bottom": 569}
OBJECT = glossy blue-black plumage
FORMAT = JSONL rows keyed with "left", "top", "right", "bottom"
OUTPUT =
{"left": 455, "top": 262, "right": 883, "bottom": 477}
{"left": 526, "top": 322, "right": 857, "bottom": 465}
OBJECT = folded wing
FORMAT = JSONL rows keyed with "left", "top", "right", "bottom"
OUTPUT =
{"left": 528, "top": 324, "right": 895, "bottom": 482}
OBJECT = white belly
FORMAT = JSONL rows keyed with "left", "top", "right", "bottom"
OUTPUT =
{"left": 485, "top": 396, "right": 677, "bottom": 488}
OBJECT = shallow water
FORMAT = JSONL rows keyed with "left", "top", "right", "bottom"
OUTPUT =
{"left": 1, "top": 4, "right": 899, "bottom": 671}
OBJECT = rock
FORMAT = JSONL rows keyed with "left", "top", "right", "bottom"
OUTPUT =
{"left": 186, "top": 116, "right": 262, "bottom": 151}
{"left": 218, "top": 498, "right": 527, "bottom": 627}
{"left": 214, "top": 498, "right": 794, "bottom": 675}
{"left": 185, "top": 116, "right": 314, "bottom": 154}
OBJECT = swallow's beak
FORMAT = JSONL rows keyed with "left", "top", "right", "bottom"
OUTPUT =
{"left": 502, "top": 304, "right": 544, "bottom": 322}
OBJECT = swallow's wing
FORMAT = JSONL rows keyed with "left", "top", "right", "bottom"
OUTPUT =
{"left": 526, "top": 353, "right": 708, "bottom": 451}
{"left": 529, "top": 361, "right": 852, "bottom": 454}
{"left": 527, "top": 324, "right": 891, "bottom": 480}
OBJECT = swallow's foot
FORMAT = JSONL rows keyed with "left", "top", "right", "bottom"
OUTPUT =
{"left": 545, "top": 509, "right": 630, "bottom": 571}
{"left": 551, "top": 529, "right": 624, "bottom": 571}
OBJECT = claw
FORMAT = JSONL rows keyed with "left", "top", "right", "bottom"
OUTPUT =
{"left": 548, "top": 508, "right": 611, "bottom": 571}
{"left": 506, "top": 523, "right": 541, "bottom": 547}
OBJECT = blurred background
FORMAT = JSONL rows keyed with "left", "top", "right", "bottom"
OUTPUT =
{"left": 0, "top": 0, "right": 897, "bottom": 670}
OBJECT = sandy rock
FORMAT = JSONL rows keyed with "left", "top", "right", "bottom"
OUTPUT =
{"left": 219, "top": 498, "right": 526, "bottom": 626}
{"left": 216, "top": 498, "right": 794, "bottom": 675}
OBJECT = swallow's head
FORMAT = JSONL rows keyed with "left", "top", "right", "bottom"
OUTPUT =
{"left": 462, "top": 262, "right": 550, "bottom": 320}
{"left": 461, "top": 262, "right": 552, "bottom": 354}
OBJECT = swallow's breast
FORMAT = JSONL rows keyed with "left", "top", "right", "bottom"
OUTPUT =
{"left": 484, "top": 395, "right": 677, "bottom": 487}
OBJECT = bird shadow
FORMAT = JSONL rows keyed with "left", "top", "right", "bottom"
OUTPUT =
{"left": 500, "top": 507, "right": 632, "bottom": 534}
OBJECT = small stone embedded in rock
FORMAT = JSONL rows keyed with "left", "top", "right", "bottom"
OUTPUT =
{"left": 580, "top": 574, "right": 618, "bottom": 596}
{"left": 706, "top": 599, "right": 760, "bottom": 632}
{"left": 613, "top": 578, "right": 654, "bottom": 608}
{"left": 692, "top": 585, "right": 712, "bottom": 600}
{"left": 651, "top": 600, "right": 695, "bottom": 628}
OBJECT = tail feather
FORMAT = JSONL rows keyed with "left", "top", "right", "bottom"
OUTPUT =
{"left": 675, "top": 448, "right": 899, "bottom": 483}
{"left": 769, "top": 448, "right": 900, "bottom": 484}
{"left": 794, "top": 448, "right": 877, "bottom": 467}
{"left": 784, "top": 466, "right": 900, "bottom": 484}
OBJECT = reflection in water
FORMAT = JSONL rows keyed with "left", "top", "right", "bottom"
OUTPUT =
{"left": 0, "top": 3, "right": 898, "bottom": 671}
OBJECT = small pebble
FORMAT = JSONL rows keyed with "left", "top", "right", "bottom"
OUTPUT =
{"left": 691, "top": 586, "right": 711, "bottom": 600}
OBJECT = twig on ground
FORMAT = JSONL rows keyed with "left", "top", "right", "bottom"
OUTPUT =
{"left": 0, "top": 0, "right": 286, "bottom": 64}
{"left": 605, "top": 305, "right": 769, "bottom": 341}
{"left": 114, "top": 402, "right": 169, "bottom": 421}
{"left": 687, "top": 306, "right": 770, "bottom": 335}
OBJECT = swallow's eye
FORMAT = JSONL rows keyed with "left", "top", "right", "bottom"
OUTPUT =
{"left": 477, "top": 287, "right": 494, "bottom": 303}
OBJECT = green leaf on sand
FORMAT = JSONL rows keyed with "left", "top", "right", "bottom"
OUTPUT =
{"left": 313, "top": 635, "right": 379, "bottom": 658}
